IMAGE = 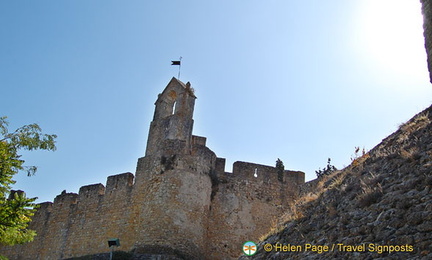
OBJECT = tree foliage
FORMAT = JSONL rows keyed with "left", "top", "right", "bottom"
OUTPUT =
{"left": 0, "top": 116, "right": 57, "bottom": 247}
{"left": 275, "top": 158, "right": 284, "bottom": 182}
{"left": 315, "top": 158, "right": 337, "bottom": 178}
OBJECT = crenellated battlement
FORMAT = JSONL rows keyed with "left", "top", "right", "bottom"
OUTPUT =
{"left": 232, "top": 161, "right": 304, "bottom": 183}
{"left": 1, "top": 78, "right": 305, "bottom": 260}
{"left": 46, "top": 172, "right": 136, "bottom": 209}
{"left": 106, "top": 172, "right": 134, "bottom": 193}
{"left": 213, "top": 159, "right": 304, "bottom": 187}
{"left": 79, "top": 183, "right": 105, "bottom": 198}
{"left": 53, "top": 191, "right": 78, "bottom": 206}
{"left": 34, "top": 158, "right": 304, "bottom": 212}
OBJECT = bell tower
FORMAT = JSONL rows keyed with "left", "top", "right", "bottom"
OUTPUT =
{"left": 134, "top": 77, "right": 215, "bottom": 258}
{"left": 145, "top": 77, "right": 196, "bottom": 156}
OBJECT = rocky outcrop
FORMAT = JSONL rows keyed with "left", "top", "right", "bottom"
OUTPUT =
{"left": 243, "top": 104, "right": 432, "bottom": 259}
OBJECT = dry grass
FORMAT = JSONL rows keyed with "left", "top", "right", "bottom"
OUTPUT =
{"left": 356, "top": 173, "right": 383, "bottom": 208}
{"left": 257, "top": 107, "right": 431, "bottom": 245}
{"left": 257, "top": 171, "right": 348, "bottom": 242}
{"left": 350, "top": 147, "right": 370, "bottom": 167}
{"left": 257, "top": 152, "right": 374, "bottom": 242}
{"left": 258, "top": 193, "right": 319, "bottom": 241}
{"left": 327, "top": 173, "right": 345, "bottom": 190}
{"left": 399, "top": 111, "right": 430, "bottom": 133}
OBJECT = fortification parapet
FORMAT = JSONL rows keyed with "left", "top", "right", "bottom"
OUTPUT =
{"left": 285, "top": 170, "right": 305, "bottom": 185}
{"left": 31, "top": 202, "right": 53, "bottom": 226}
{"left": 78, "top": 184, "right": 105, "bottom": 198}
{"left": 8, "top": 189, "right": 25, "bottom": 199}
{"left": 215, "top": 157, "right": 226, "bottom": 176}
{"left": 231, "top": 161, "right": 304, "bottom": 185}
{"left": 53, "top": 192, "right": 78, "bottom": 207}
{"left": 136, "top": 144, "right": 217, "bottom": 182}
{"left": 0, "top": 77, "right": 307, "bottom": 260}
{"left": 192, "top": 135, "right": 207, "bottom": 146}
{"left": 207, "top": 161, "right": 305, "bottom": 259}
{"left": 106, "top": 172, "right": 134, "bottom": 192}
{"left": 37, "top": 201, "right": 53, "bottom": 211}
{"left": 233, "top": 161, "right": 276, "bottom": 181}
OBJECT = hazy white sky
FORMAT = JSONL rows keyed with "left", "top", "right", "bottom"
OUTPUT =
{"left": 1, "top": 0, "right": 431, "bottom": 203}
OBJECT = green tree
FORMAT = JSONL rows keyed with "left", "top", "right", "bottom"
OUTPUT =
{"left": 275, "top": 158, "right": 284, "bottom": 182}
{"left": 0, "top": 116, "right": 57, "bottom": 248}
{"left": 315, "top": 158, "right": 337, "bottom": 178}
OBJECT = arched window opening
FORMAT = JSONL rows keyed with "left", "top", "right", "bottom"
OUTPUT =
{"left": 172, "top": 101, "right": 177, "bottom": 115}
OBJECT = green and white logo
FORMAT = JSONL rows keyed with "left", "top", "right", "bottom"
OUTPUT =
{"left": 243, "top": 241, "right": 257, "bottom": 256}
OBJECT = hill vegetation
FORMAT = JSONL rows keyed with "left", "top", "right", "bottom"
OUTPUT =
{"left": 241, "top": 105, "right": 432, "bottom": 259}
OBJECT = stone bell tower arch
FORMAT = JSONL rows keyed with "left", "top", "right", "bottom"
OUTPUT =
{"left": 134, "top": 77, "right": 216, "bottom": 259}
{"left": 145, "top": 77, "right": 196, "bottom": 156}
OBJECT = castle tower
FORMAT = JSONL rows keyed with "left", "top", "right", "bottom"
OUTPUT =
{"left": 133, "top": 78, "right": 217, "bottom": 259}
{"left": 0, "top": 76, "right": 306, "bottom": 260}
{"left": 145, "top": 77, "right": 196, "bottom": 157}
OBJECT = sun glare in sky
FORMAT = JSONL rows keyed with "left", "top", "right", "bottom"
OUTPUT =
{"left": 2, "top": 0, "right": 432, "bottom": 203}
{"left": 355, "top": 0, "right": 427, "bottom": 80}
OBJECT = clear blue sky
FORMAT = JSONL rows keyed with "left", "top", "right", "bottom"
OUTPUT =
{"left": 1, "top": 0, "right": 431, "bottom": 203}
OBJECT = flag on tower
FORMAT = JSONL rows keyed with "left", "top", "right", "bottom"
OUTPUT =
{"left": 172, "top": 57, "right": 182, "bottom": 79}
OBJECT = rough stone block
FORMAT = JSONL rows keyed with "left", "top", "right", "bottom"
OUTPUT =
{"left": 192, "top": 135, "right": 207, "bottom": 146}
{"left": 53, "top": 192, "right": 78, "bottom": 206}
{"left": 106, "top": 172, "right": 134, "bottom": 192}
{"left": 215, "top": 157, "right": 226, "bottom": 175}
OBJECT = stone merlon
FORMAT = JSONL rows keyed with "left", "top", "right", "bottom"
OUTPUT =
{"left": 1, "top": 77, "right": 305, "bottom": 260}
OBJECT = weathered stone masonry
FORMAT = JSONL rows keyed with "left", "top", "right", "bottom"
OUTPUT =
{"left": 1, "top": 77, "right": 304, "bottom": 259}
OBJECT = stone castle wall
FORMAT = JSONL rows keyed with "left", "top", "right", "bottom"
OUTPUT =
{"left": 132, "top": 143, "right": 217, "bottom": 259}
{"left": 2, "top": 173, "right": 138, "bottom": 259}
{"left": 1, "top": 157, "right": 304, "bottom": 260}
{"left": 208, "top": 161, "right": 304, "bottom": 259}
{"left": 0, "top": 78, "right": 305, "bottom": 259}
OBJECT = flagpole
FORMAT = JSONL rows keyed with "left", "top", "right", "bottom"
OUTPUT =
{"left": 178, "top": 56, "right": 182, "bottom": 79}
{"left": 171, "top": 57, "right": 182, "bottom": 79}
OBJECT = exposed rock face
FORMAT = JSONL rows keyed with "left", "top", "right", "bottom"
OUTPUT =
{"left": 242, "top": 105, "right": 432, "bottom": 259}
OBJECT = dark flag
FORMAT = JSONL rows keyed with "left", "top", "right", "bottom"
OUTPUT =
{"left": 172, "top": 57, "right": 182, "bottom": 79}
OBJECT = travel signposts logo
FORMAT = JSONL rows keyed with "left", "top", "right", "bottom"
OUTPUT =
{"left": 243, "top": 241, "right": 257, "bottom": 256}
